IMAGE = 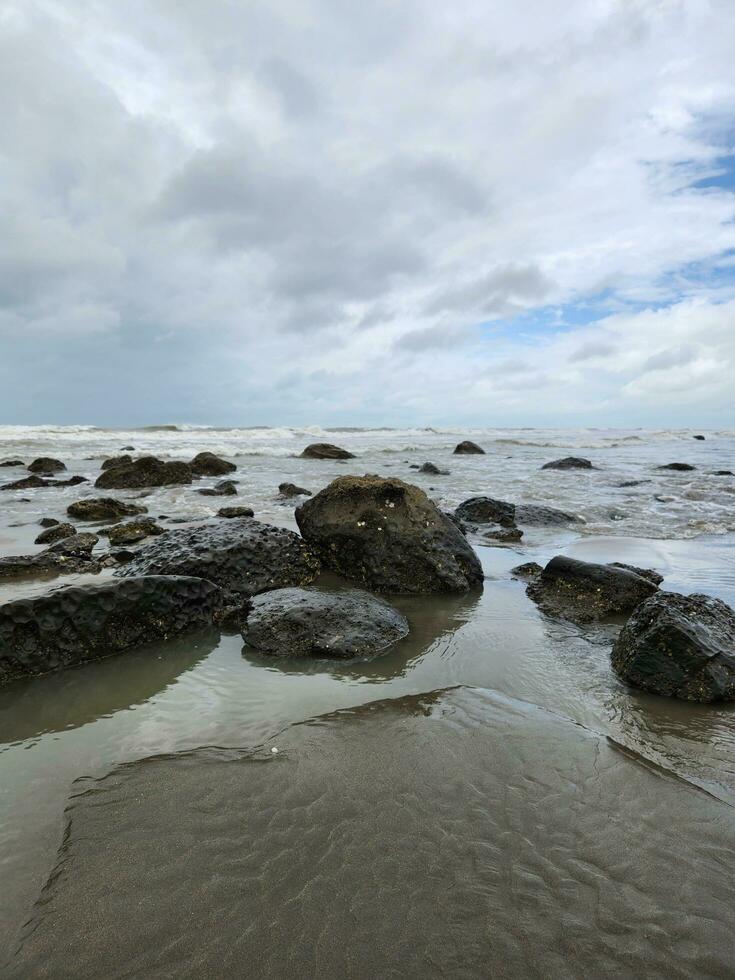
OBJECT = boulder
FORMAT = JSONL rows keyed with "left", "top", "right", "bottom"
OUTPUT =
{"left": 242, "top": 587, "right": 409, "bottom": 659}
{"left": 198, "top": 479, "right": 237, "bottom": 497}
{"left": 100, "top": 520, "right": 165, "bottom": 546}
{"left": 295, "top": 475, "right": 483, "bottom": 594}
{"left": 608, "top": 562, "right": 664, "bottom": 586}
{"left": 526, "top": 555, "right": 659, "bottom": 623}
{"left": 190, "top": 452, "right": 236, "bottom": 476}
{"left": 95, "top": 456, "right": 192, "bottom": 489}
{"left": 483, "top": 527, "right": 523, "bottom": 543}
{"left": 617, "top": 480, "right": 650, "bottom": 488}
{"left": 300, "top": 443, "right": 355, "bottom": 460}
{"left": 714, "top": 470, "right": 733, "bottom": 476}
{"left": 38, "top": 518, "right": 59, "bottom": 528}
{"left": 35, "top": 523, "right": 76, "bottom": 545}
{"left": 117, "top": 518, "right": 320, "bottom": 598}
{"left": 657, "top": 463, "right": 695, "bottom": 472}
{"left": 510, "top": 562, "right": 543, "bottom": 580}
{"left": 515, "top": 503, "right": 581, "bottom": 527}
{"left": 279, "top": 482, "right": 311, "bottom": 498}
{"left": 47, "top": 533, "right": 99, "bottom": 557}
{"left": 0, "top": 576, "right": 223, "bottom": 687}
{"left": 541, "top": 457, "right": 593, "bottom": 470}
{"left": 693, "top": 435, "right": 706, "bottom": 440}
{"left": 0, "top": 459, "right": 24, "bottom": 467}
{"left": 120, "top": 445, "right": 135, "bottom": 451}
{"left": 67, "top": 498, "right": 147, "bottom": 522}
{"left": 1, "top": 475, "right": 47, "bottom": 491}
{"left": 418, "top": 462, "right": 449, "bottom": 475}
{"left": 611, "top": 592, "right": 735, "bottom": 702}
{"left": 453, "top": 441, "right": 485, "bottom": 455}
{"left": 28, "top": 457, "right": 66, "bottom": 474}
{"left": 455, "top": 496, "right": 579, "bottom": 528}
{"left": 101, "top": 455, "right": 132, "bottom": 470}
{"left": 0, "top": 547, "right": 101, "bottom": 581}
{"left": 218, "top": 506, "right": 255, "bottom": 519}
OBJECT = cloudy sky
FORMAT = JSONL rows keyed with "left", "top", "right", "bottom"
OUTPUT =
{"left": 1, "top": 0, "right": 734, "bottom": 427}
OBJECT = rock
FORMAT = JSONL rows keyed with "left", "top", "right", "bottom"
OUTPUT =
{"left": 418, "top": 462, "right": 449, "bottom": 475}
{"left": 28, "top": 457, "right": 66, "bottom": 474}
{"left": 218, "top": 506, "right": 255, "bottom": 519}
{"left": 510, "top": 562, "right": 543, "bottom": 580}
{"left": 48, "top": 533, "right": 99, "bottom": 557}
{"left": 0, "top": 459, "right": 24, "bottom": 467}
{"left": 38, "top": 518, "right": 59, "bottom": 528}
{"left": 657, "top": 463, "right": 696, "bottom": 472}
{"left": 456, "top": 497, "right": 516, "bottom": 527}
{"left": 0, "top": 576, "right": 223, "bottom": 687}
{"left": 617, "top": 480, "right": 650, "bottom": 488}
{"left": 483, "top": 526, "right": 523, "bottom": 543}
{"left": 279, "top": 482, "right": 312, "bottom": 498}
{"left": 611, "top": 592, "right": 735, "bottom": 702}
{"left": 35, "top": 523, "right": 76, "bottom": 545}
{"left": 54, "top": 476, "right": 88, "bottom": 487}
{"left": 453, "top": 441, "right": 485, "bottom": 455}
{"left": 198, "top": 479, "right": 237, "bottom": 497}
{"left": 95, "top": 456, "right": 192, "bottom": 489}
{"left": 0, "top": 547, "right": 101, "bottom": 581}
{"left": 455, "top": 496, "right": 579, "bottom": 528}
{"left": 120, "top": 445, "right": 135, "bottom": 451}
{"left": 300, "top": 443, "right": 355, "bottom": 460}
{"left": 295, "top": 475, "right": 483, "bottom": 594}
{"left": 67, "top": 498, "right": 148, "bottom": 522}
{"left": 693, "top": 435, "right": 706, "bottom": 440}
{"left": 100, "top": 520, "right": 165, "bottom": 546}
{"left": 526, "top": 556, "right": 659, "bottom": 623}
{"left": 608, "top": 562, "right": 664, "bottom": 586}
{"left": 116, "top": 519, "right": 320, "bottom": 598}
{"left": 714, "top": 471, "right": 733, "bottom": 476}
{"left": 190, "top": 452, "right": 236, "bottom": 476}
{"left": 541, "top": 457, "right": 593, "bottom": 470}
{"left": 101, "top": 455, "right": 132, "bottom": 470}
{"left": 242, "top": 587, "right": 409, "bottom": 660}
{"left": 1, "top": 475, "right": 48, "bottom": 490}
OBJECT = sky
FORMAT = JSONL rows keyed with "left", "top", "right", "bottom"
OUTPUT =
{"left": 1, "top": 0, "right": 734, "bottom": 428}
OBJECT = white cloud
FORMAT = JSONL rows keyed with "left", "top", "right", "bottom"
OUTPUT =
{"left": 0, "top": 0, "right": 734, "bottom": 424}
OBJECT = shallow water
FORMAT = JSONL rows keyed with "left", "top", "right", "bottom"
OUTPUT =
{"left": 1, "top": 428, "right": 735, "bottom": 976}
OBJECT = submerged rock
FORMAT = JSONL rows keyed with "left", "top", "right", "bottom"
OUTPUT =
{"left": 0, "top": 459, "right": 24, "bottom": 467}
{"left": 242, "top": 587, "right": 409, "bottom": 659}
{"left": 95, "top": 456, "right": 192, "bottom": 489}
{"left": 617, "top": 480, "right": 651, "bottom": 488}
{"left": 28, "top": 457, "right": 66, "bottom": 474}
{"left": 693, "top": 435, "right": 706, "bottom": 440}
{"left": 483, "top": 526, "right": 523, "bottom": 543}
{"left": 100, "top": 520, "right": 165, "bottom": 546}
{"left": 190, "top": 452, "right": 236, "bottom": 476}
{"left": 300, "top": 443, "right": 355, "bottom": 460}
{"left": 35, "top": 523, "right": 76, "bottom": 545}
{"left": 527, "top": 555, "right": 659, "bottom": 623}
{"left": 657, "top": 463, "right": 696, "bottom": 472}
{"left": 418, "top": 462, "right": 449, "bottom": 475}
{"left": 541, "top": 457, "right": 593, "bottom": 470}
{"left": 218, "top": 506, "right": 255, "bottom": 519}
{"left": 117, "top": 518, "right": 320, "bottom": 598}
{"left": 0, "top": 576, "right": 223, "bottom": 686}
{"left": 68, "top": 498, "right": 147, "bottom": 522}
{"left": 612, "top": 592, "right": 735, "bottom": 702}
{"left": 101, "top": 455, "right": 132, "bottom": 470}
{"left": 714, "top": 470, "right": 733, "bottom": 476}
{"left": 295, "top": 475, "right": 483, "bottom": 594}
{"left": 2, "top": 475, "right": 48, "bottom": 491}
{"left": 453, "top": 441, "right": 485, "bottom": 454}
{"left": 198, "top": 479, "right": 237, "bottom": 497}
{"left": 278, "top": 482, "right": 311, "bottom": 498}
{"left": 456, "top": 496, "right": 579, "bottom": 529}
{"left": 510, "top": 562, "right": 543, "bottom": 580}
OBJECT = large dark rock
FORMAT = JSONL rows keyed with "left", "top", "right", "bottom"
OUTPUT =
{"left": 47, "top": 533, "right": 99, "bottom": 557}
{"left": 198, "top": 480, "right": 237, "bottom": 497}
{"left": 67, "top": 498, "right": 147, "bottom": 522}
{"left": 295, "top": 475, "right": 483, "bottom": 594}
{"left": 28, "top": 457, "right": 66, "bottom": 474}
{"left": 279, "top": 483, "right": 311, "bottom": 498}
{"left": 612, "top": 592, "right": 735, "bottom": 702}
{"left": 527, "top": 556, "right": 659, "bottom": 623}
{"left": 453, "top": 441, "right": 485, "bottom": 454}
{"left": 2, "top": 475, "right": 48, "bottom": 491}
{"left": 117, "top": 519, "right": 320, "bottom": 598}
{"left": 190, "top": 452, "right": 236, "bottom": 476}
{"left": 242, "top": 587, "right": 409, "bottom": 660}
{"left": 0, "top": 576, "right": 223, "bottom": 686}
{"left": 541, "top": 457, "right": 593, "bottom": 470}
{"left": 0, "top": 459, "right": 24, "bottom": 467}
{"left": 0, "top": 546, "right": 101, "bottom": 581}
{"left": 657, "top": 463, "right": 696, "bottom": 472}
{"left": 35, "top": 523, "right": 76, "bottom": 545}
{"left": 693, "top": 435, "right": 706, "bottom": 440}
{"left": 455, "top": 496, "right": 579, "bottom": 528}
{"left": 714, "top": 470, "right": 733, "bottom": 476}
{"left": 218, "top": 506, "right": 254, "bottom": 519}
{"left": 418, "top": 462, "right": 449, "bottom": 475}
{"left": 95, "top": 456, "right": 192, "bottom": 489}
{"left": 300, "top": 443, "right": 355, "bottom": 460}
{"left": 101, "top": 455, "right": 132, "bottom": 470}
